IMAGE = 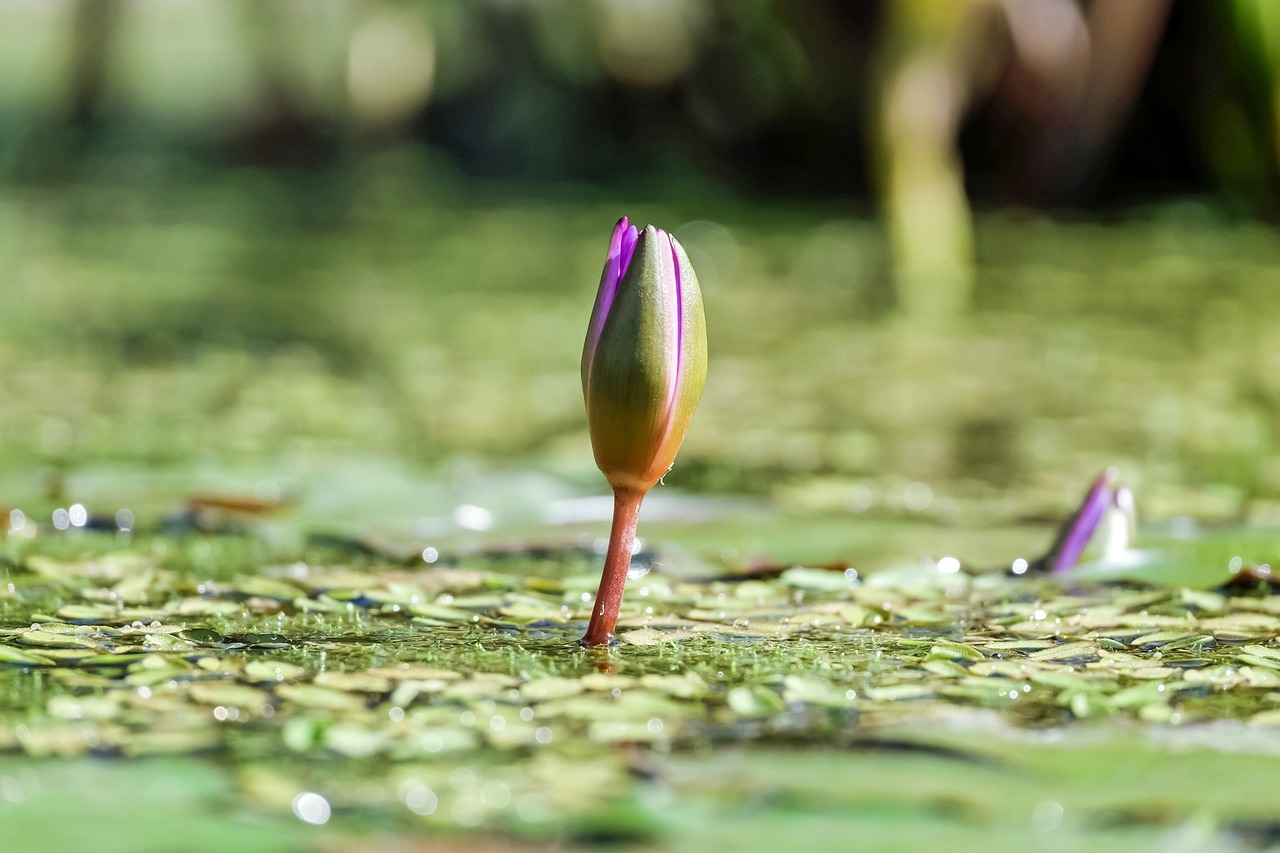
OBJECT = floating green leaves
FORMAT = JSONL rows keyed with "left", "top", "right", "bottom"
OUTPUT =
{"left": 5, "top": 537, "right": 1280, "bottom": 842}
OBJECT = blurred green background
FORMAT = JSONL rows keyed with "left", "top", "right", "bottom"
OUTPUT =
{"left": 3, "top": 0, "right": 1280, "bottom": 545}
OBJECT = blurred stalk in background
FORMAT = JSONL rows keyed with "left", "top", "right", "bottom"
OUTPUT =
{"left": 1216, "top": 0, "right": 1280, "bottom": 206}
{"left": 870, "top": 0, "right": 981, "bottom": 325}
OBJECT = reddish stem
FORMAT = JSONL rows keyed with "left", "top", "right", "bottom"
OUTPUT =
{"left": 581, "top": 487, "right": 645, "bottom": 647}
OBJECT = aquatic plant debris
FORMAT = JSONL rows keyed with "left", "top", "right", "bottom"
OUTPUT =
{"left": 4, "top": 520, "right": 1280, "bottom": 848}
{"left": 581, "top": 218, "right": 708, "bottom": 646}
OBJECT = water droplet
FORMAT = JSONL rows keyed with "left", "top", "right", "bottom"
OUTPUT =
{"left": 453, "top": 504, "right": 493, "bottom": 531}
{"left": 1031, "top": 800, "right": 1063, "bottom": 832}
{"left": 451, "top": 799, "right": 485, "bottom": 827}
{"left": 903, "top": 482, "right": 933, "bottom": 511}
{"left": 516, "top": 792, "right": 549, "bottom": 823}
{"left": 450, "top": 768, "right": 477, "bottom": 791}
{"left": 404, "top": 785, "right": 437, "bottom": 815}
{"left": 1, "top": 776, "right": 25, "bottom": 804}
{"left": 292, "top": 792, "right": 331, "bottom": 825}
{"left": 480, "top": 780, "right": 511, "bottom": 809}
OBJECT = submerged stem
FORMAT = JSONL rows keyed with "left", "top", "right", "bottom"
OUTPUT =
{"left": 581, "top": 487, "right": 645, "bottom": 647}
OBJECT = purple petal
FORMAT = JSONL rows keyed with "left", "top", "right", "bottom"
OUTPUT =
{"left": 669, "top": 231, "right": 684, "bottom": 411}
{"left": 1050, "top": 467, "right": 1117, "bottom": 573}
{"left": 653, "top": 228, "right": 680, "bottom": 419}
{"left": 584, "top": 217, "right": 637, "bottom": 375}
{"left": 618, "top": 223, "right": 640, "bottom": 283}
{"left": 610, "top": 216, "right": 629, "bottom": 251}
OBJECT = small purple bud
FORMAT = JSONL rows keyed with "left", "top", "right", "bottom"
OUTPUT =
{"left": 1047, "top": 467, "right": 1118, "bottom": 573}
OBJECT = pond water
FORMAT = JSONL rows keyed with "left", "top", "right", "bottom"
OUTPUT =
{"left": 2, "top": 178, "right": 1280, "bottom": 850}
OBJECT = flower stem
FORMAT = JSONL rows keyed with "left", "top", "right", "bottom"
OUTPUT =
{"left": 582, "top": 487, "right": 645, "bottom": 647}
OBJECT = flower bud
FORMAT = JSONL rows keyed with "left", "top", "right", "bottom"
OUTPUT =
{"left": 1042, "top": 467, "right": 1137, "bottom": 573}
{"left": 582, "top": 218, "right": 707, "bottom": 493}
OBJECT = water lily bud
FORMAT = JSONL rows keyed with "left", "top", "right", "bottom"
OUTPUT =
{"left": 1039, "top": 467, "right": 1144, "bottom": 574}
{"left": 1047, "top": 467, "right": 1117, "bottom": 573}
{"left": 579, "top": 218, "right": 709, "bottom": 647}
{"left": 582, "top": 218, "right": 707, "bottom": 494}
